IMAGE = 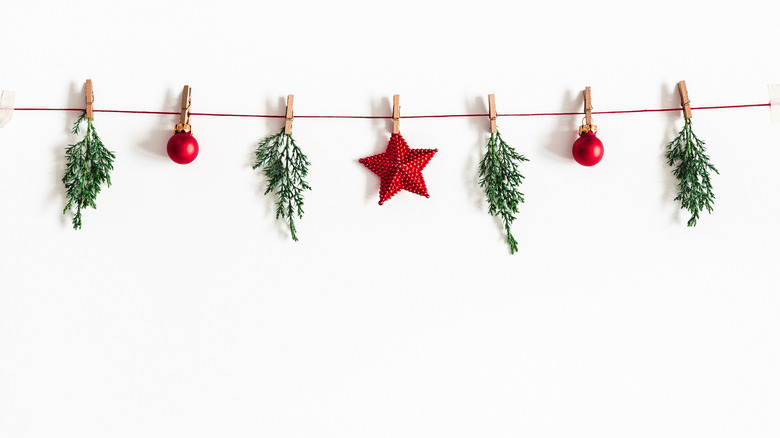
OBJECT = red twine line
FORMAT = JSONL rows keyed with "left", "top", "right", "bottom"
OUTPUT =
{"left": 12, "top": 103, "right": 770, "bottom": 119}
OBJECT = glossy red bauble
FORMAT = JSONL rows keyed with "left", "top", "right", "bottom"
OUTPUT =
{"left": 167, "top": 132, "right": 199, "bottom": 164}
{"left": 572, "top": 131, "right": 604, "bottom": 166}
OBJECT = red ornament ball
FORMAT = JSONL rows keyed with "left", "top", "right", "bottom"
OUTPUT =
{"left": 572, "top": 131, "right": 604, "bottom": 166}
{"left": 167, "top": 132, "right": 199, "bottom": 164}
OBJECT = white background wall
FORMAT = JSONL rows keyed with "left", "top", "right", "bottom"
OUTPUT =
{"left": 1, "top": 0, "right": 779, "bottom": 436}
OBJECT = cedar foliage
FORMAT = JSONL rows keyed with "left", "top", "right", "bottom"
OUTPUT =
{"left": 253, "top": 126, "right": 311, "bottom": 241}
{"left": 62, "top": 111, "right": 116, "bottom": 230}
{"left": 666, "top": 118, "right": 718, "bottom": 227}
{"left": 478, "top": 131, "right": 528, "bottom": 254}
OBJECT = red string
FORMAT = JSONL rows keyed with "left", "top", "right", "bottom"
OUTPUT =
{"left": 12, "top": 103, "right": 770, "bottom": 119}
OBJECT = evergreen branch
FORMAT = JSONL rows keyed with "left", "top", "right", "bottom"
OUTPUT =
{"left": 62, "top": 111, "right": 116, "bottom": 230}
{"left": 253, "top": 126, "right": 312, "bottom": 241}
{"left": 665, "top": 118, "right": 719, "bottom": 227}
{"left": 478, "top": 131, "right": 529, "bottom": 254}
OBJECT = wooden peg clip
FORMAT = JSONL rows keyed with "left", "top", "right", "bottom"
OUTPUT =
{"left": 285, "top": 94, "right": 294, "bottom": 135}
{"left": 488, "top": 94, "right": 497, "bottom": 134}
{"left": 392, "top": 94, "right": 400, "bottom": 134}
{"left": 578, "top": 86, "right": 598, "bottom": 135}
{"left": 176, "top": 85, "right": 192, "bottom": 133}
{"left": 584, "top": 86, "right": 593, "bottom": 126}
{"left": 85, "top": 79, "right": 94, "bottom": 120}
{"left": 678, "top": 80, "right": 692, "bottom": 119}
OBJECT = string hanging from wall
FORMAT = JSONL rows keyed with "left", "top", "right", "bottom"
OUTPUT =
{"left": 9, "top": 103, "right": 772, "bottom": 119}
{"left": 2, "top": 81, "right": 777, "bottom": 253}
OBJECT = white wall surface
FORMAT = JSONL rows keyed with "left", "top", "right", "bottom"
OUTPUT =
{"left": 1, "top": 1, "right": 779, "bottom": 437}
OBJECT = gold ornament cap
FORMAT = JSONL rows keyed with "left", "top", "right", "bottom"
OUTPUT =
{"left": 578, "top": 124, "right": 597, "bottom": 136}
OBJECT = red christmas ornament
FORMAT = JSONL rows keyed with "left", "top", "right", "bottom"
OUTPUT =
{"left": 572, "top": 130, "right": 604, "bottom": 166}
{"left": 167, "top": 84, "right": 198, "bottom": 165}
{"left": 359, "top": 133, "right": 438, "bottom": 205}
{"left": 574, "top": 86, "right": 604, "bottom": 166}
{"left": 167, "top": 132, "right": 199, "bottom": 164}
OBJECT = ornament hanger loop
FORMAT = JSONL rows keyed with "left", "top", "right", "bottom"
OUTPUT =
{"left": 579, "top": 117, "right": 597, "bottom": 135}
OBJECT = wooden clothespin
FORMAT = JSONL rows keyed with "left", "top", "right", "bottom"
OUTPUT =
{"left": 85, "top": 79, "right": 94, "bottom": 120}
{"left": 392, "top": 94, "right": 400, "bottom": 134}
{"left": 678, "top": 80, "right": 692, "bottom": 119}
{"left": 488, "top": 94, "right": 497, "bottom": 134}
{"left": 584, "top": 86, "right": 593, "bottom": 126}
{"left": 578, "top": 86, "right": 598, "bottom": 135}
{"left": 285, "top": 94, "right": 294, "bottom": 135}
{"left": 176, "top": 85, "right": 192, "bottom": 133}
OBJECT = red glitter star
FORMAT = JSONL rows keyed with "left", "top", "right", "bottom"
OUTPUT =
{"left": 359, "top": 133, "right": 438, "bottom": 205}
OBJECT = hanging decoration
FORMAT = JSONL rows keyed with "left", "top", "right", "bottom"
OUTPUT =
{"left": 62, "top": 80, "right": 116, "bottom": 230}
{"left": 7, "top": 82, "right": 776, "bottom": 236}
{"left": 253, "top": 95, "right": 312, "bottom": 241}
{"left": 167, "top": 85, "right": 199, "bottom": 164}
{"left": 359, "top": 95, "right": 438, "bottom": 205}
{"left": 572, "top": 86, "right": 604, "bottom": 166}
{"left": 666, "top": 81, "right": 719, "bottom": 227}
{"left": 478, "top": 94, "right": 529, "bottom": 254}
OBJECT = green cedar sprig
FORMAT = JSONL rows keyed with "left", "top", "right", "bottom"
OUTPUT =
{"left": 62, "top": 111, "right": 116, "bottom": 230}
{"left": 665, "top": 118, "right": 719, "bottom": 227}
{"left": 253, "top": 126, "right": 311, "bottom": 241}
{"left": 478, "top": 131, "right": 529, "bottom": 254}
